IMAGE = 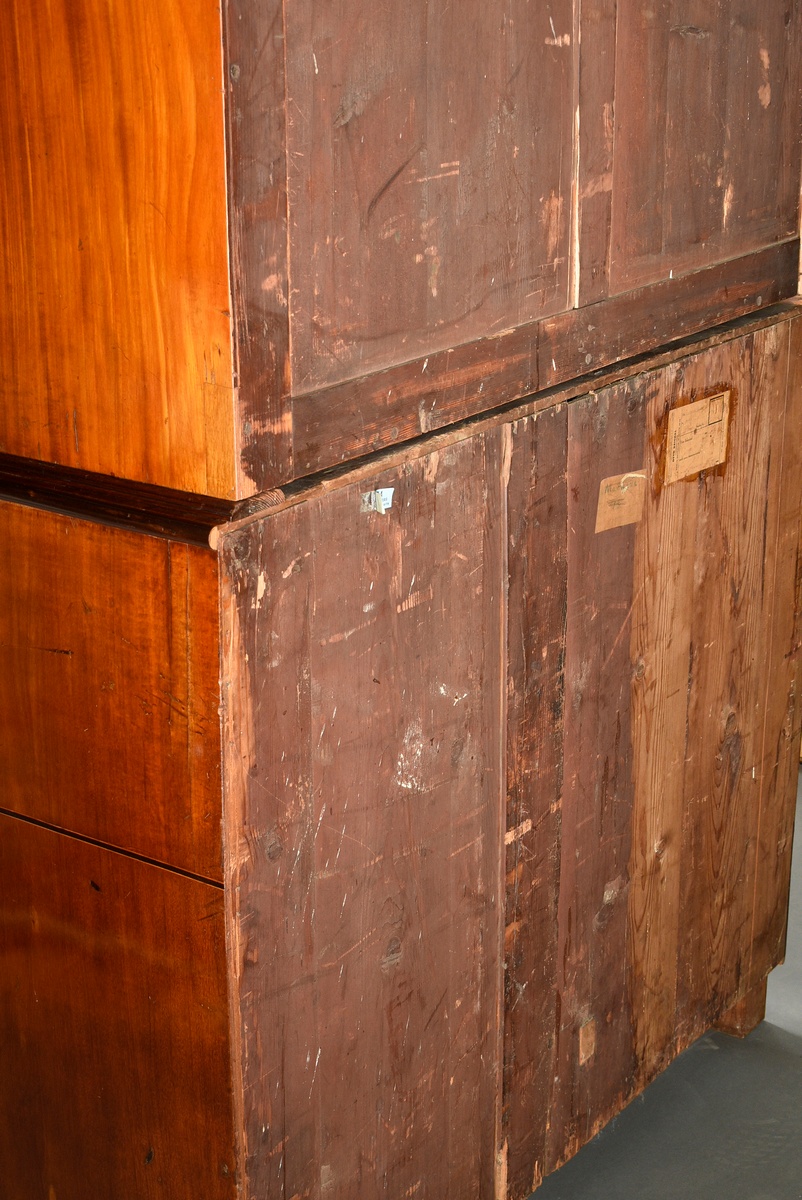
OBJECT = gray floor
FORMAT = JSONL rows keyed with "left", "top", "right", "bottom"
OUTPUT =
{"left": 532, "top": 774, "right": 802, "bottom": 1200}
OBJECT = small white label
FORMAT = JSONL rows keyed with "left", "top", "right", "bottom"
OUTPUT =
{"left": 360, "top": 487, "right": 395, "bottom": 515}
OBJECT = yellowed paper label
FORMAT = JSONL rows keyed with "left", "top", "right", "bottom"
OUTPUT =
{"left": 595, "top": 471, "right": 646, "bottom": 533}
{"left": 665, "top": 390, "right": 731, "bottom": 484}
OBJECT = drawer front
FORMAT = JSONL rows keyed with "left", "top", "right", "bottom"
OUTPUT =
{"left": 0, "top": 500, "right": 223, "bottom": 880}
{"left": 0, "top": 815, "right": 236, "bottom": 1200}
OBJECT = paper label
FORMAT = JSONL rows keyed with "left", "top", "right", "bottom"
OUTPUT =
{"left": 360, "top": 487, "right": 395, "bottom": 515}
{"left": 595, "top": 471, "right": 646, "bottom": 533}
{"left": 665, "top": 390, "right": 730, "bottom": 484}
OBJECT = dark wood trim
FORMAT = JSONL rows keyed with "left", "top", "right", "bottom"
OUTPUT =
{"left": 223, "top": 0, "right": 293, "bottom": 495}
{"left": 212, "top": 298, "right": 802, "bottom": 545}
{"left": 0, "top": 453, "right": 234, "bottom": 544}
{"left": 289, "top": 241, "right": 799, "bottom": 481}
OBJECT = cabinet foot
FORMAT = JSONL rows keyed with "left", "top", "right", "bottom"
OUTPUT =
{"left": 715, "top": 979, "right": 768, "bottom": 1038}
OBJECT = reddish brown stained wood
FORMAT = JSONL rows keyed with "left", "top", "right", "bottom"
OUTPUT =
{"left": 220, "top": 441, "right": 505, "bottom": 1199}
{"left": 224, "top": 0, "right": 292, "bottom": 494}
{"left": 576, "top": 0, "right": 617, "bottom": 305}
{"left": 546, "top": 382, "right": 643, "bottom": 1174}
{"left": 0, "top": 501, "right": 223, "bottom": 880}
{"left": 283, "top": 0, "right": 573, "bottom": 395}
{"left": 290, "top": 241, "right": 797, "bottom": 480}
{"left": 0, "top": 1, "right": 236, "bottom": 497}
{"left": 747, "top": 314, "right": 802, "bottom": 983}
{"left": 608, "top": 2, "right": 802, "bottom": 295}
{"left": 0, "top": 815, "right": 236, "bottom": 1200}
{"left": 502, "top": 406, "right": 568, "bottom": 1199}
{"left": 671, "top": 328, "right": 787, "bottom": 1039}
{"left": 715, "top": 978, "right": 768, "bottom": 1038}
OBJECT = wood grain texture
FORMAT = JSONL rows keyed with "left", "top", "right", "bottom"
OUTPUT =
{"left": 220, "top": 441, "right": 506, "bottom": 1199}
{"left": 0, "top": 815, "right": 236, "bottom": 1200}
{"left": 224, "top": 0, "right": 292, "bottom": 493}
{"left": 606, "top": 1, "right": 802, "bottom": 295}
{"left": 283, "top": 0, "right": 573, "bottom": 395}
{"left": 502, "top": 406, "right": 568, "bottom": 1198}
{"left": 545, "top": 382, "right": 644, "bottom": 1174}
{"left": 0, "top": 501, "right": 222, "bottom": 880}
{"left": 0, "top": 0, "right": 236, "bottom": 497}
{"left": 290, "top": 241, "right": 798, "bottom": 480}
{"left": 747, "top": 314, "right": 802, "bottom": 984}
{"left": 629, "top": 318, "right": 802, "bottom": 1089}
{"left": 576, "top": 0, "right": 617, "bottom": 305}
{"left": 715, "top": 978, "right": 768, "bottom": 1038}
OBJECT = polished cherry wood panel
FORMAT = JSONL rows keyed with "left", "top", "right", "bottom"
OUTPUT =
{"left": 0, "top": 501, "right": 222, "bottom": 879}
{"left": 0, "top": 816, "right": 236, "bottom": 1200}
{"left": 0, "top": 0, "right": 236, "bottom": 496}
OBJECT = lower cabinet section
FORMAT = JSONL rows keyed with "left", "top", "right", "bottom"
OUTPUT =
{"left": 2, "top": 308, "right": 801, "bottom": 1197}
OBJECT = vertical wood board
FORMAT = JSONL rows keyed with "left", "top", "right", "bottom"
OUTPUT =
{"left": 502, "top": 405, "right": 568, "bottom": 1198}
{"left": 220, "top": 439, "right": 507, "bottom": 1199}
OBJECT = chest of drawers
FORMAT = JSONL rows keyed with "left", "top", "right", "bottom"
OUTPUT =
{"left": 2, "top": 4, "right": 801, "bottom": 1198}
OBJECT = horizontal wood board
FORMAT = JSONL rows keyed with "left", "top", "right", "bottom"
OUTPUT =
{"left": 0, "top": 501, "right": 223, "bottom": 879}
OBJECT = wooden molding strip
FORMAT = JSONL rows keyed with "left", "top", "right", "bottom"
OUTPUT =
{"left": 286, "top": 241, "right": 799, "bottom": 484}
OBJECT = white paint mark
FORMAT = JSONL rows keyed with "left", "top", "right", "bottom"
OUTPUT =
{"left": 309, "top": 1048, "right": 321, "bottom": 1098}
{"left": 422, "top": 358, "right": 429, "bottom": 373}
{"left": 395, "top": 719, "right": 424, "bottom": 791}
{"left": 312, "top": 51, "right": 319, "bottom": 75}
{"left": 545, "top": 33, "right": 571, "bottom": 46}
{"left": 255, "top": 572, "right": 267, "bottom": 608}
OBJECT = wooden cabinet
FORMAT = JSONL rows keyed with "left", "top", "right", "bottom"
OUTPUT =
{"left": 2, "top": 310, "right": 800, "bottom": 1198}
{"left": 2, "top": 3, "right": 801, "bottom": 1196}
{"left": 1, "top": 3, "right": 800, "bottom": 494}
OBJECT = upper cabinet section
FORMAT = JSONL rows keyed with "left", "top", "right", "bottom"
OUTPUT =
{"left": 1, "top": 1, "right": 800, "bottom": 498}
